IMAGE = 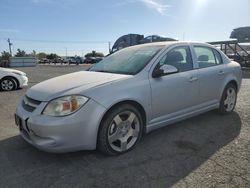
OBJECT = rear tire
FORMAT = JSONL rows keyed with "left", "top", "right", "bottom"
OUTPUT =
{"left": 97, "top": 104, "right": 143, "bottom": 155}
{"left": 218, "top": 83, "right": 237, "bottom": 114}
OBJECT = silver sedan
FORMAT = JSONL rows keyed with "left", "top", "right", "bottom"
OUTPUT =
{"left": 15, "top": 42, "right": 242, "bottom": 155}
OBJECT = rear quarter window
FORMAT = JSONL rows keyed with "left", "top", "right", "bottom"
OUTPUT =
{"left": 213, "top": 49, "right": 223, "bottom": 64}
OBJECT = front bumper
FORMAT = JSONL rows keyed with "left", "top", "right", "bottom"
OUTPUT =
{"left": 15, "top": 98, "right": 106, "bottom": 153}
{"left": 19, "top": 75, "right": 28, "bottom": 88}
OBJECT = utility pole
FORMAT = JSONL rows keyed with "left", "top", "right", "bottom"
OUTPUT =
{"left": 7, "top": 38, "right": 12, "bottom": 56}
{"left": 182, "top": 32, "right": 186, "bottom": 41}
{"left": 108, "top": 41, "right": 111, "bottom": 53}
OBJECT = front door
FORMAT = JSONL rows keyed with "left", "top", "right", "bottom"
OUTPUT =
{"left": 149, "top": 45, "right": 199, "bottom": 122}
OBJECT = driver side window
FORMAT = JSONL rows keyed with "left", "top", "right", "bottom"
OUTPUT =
{"left": 159, "top": 46, "right": 193, "bottom": 72}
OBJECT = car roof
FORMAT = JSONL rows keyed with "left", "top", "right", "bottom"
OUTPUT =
{"left": 124, "top": 41, "right": 215, "bottom": 50}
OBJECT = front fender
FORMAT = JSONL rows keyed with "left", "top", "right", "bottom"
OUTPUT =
{"left": 84, "top": 77, "right": 152, "bottom": 124}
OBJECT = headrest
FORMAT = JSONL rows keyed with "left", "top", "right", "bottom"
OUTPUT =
{"left": 166, "top": 51, "right": 184, "bottom": 62}
{"left": 198, "top": 55, "right": 209, "bottom": 61}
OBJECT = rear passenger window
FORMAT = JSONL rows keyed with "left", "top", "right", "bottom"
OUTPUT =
{"left": 213, "top": 49, "right": 223, "bottom": 64}
{"left": 159, "top": 46, "right": 193, "bottom": 72}
{"left": 194, "top": 46, "right": 221, "bottom": 68}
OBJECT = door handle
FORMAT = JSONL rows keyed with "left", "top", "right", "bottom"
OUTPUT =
{"left": 218, "top": 70, "right": 225, "bottom": 75}
{"left": 189, "top": 76, "right": 198, "bottom": 82}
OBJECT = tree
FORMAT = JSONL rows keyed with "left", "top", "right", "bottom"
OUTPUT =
{"left": 15, "top": 49, "right": 26, "bottom": 57}
{"left": 96, "top": 52, "right": 104, "bottom": 57}
{"left": 30, "top": 50, "right": 36, "bottom": 57}
{"left": 85, "top": 51, "right": 104, "bottom": 57}
{"left": 46, "top": 53, "right": 58, "bottom": 60}
{"left": 1, "top": 51, "right": 11, "bottom": 60}
{"left": 37, "top": 52, "right": 47, "bottom": 60}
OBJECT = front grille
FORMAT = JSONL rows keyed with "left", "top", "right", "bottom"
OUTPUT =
{"left": 22, "top": 95, "right": 41, "bottom": 112}
{"left": 21, "top": 127, "right": 30, "bottom": 139}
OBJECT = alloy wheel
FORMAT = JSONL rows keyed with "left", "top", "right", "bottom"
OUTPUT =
{"left": 1, "top": 79, "right": 15, "bottom": 91}
{"left": 108, "top": 111, "right": 140, "bottom": 152}
{"left": 224, "top": 87, "right": 236, "bottom": 112}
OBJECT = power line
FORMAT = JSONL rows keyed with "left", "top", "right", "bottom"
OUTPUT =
{"left": 1, "top": 38, "right": 112, "bottom": 44}
{"left": 0, "top": 38, "right": 113, "bottom": 56}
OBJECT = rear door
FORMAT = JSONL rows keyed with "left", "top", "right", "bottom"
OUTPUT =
{"left": 193, "top": 46, "right": 225, "bottom": 104}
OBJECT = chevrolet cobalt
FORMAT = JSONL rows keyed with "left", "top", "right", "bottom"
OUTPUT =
{"left": 15, "top": 42, "right": 242, "bottom": 155}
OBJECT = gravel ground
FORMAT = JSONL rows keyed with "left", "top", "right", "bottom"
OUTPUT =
{"left": 0, "top": 65, "right": 249, "bottom": 188}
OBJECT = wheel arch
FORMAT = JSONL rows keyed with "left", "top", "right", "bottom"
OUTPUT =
{"left": 97, "top": 100, "right": 147, "bottom": 140}
{"left": 220, "top": 79, "right": 238, "bottom": 97}
{"left": 96, "top": 99, "right": 147, "bottom": 152}
{"left": 0, "top": 76, "right": 19, "bottom": 89}
{"left": 227, "top": 80, "right": 238, "bottom": 91}
{"left": 219, "top": 73, "right": 240, "bottom": 99}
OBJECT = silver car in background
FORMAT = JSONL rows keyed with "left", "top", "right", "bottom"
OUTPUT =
{"left": 15, "top": 42, "right": 242, "bottom": 155}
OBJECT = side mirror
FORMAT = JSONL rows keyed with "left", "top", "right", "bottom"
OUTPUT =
{"left": 152, "top": 64, "right": 178, "bottom": 78}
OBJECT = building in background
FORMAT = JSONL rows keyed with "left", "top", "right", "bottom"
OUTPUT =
{"left": 9, "top": 57, "right": 38, "bottom": 67}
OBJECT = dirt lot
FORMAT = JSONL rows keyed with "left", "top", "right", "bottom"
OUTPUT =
{"left": 0, "top": 65, "right": 250, "bottom": 188}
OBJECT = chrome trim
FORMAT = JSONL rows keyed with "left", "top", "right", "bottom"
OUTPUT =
{"left": 23, "top": 97, "right": 38, "bottom": 108}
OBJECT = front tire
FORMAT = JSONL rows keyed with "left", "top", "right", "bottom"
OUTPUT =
{"left": 0, "top": 78, "right": 16, "bottom": 91}
{"left": 97, "top": 104, "right": 143, "bottom": 155}
{"left": 218, "top": 83, "right": 237, "bottom": 114}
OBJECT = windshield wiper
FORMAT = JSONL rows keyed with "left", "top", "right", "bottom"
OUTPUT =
{"left": 92, "top": 70, "right": 117, "bottom": 74}
{"left": 94, "top": 70, "right": 111, "bottom": 73}
{"left": 91, "top": 70, "right": 133, "bottom": 75}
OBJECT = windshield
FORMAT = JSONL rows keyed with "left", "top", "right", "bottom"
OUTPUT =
{"left": 89, "top": 45, "right": 163, "bottom": 75}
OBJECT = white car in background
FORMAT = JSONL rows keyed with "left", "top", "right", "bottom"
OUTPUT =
{"left": 0, "top": 68, "right": 28, "bottom": 91}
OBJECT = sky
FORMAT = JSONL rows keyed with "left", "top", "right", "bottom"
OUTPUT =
{"left": 0, "top": 0, "right": 250, "bottom": 56}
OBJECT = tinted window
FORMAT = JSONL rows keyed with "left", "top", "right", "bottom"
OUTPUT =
{"left": 194, "top": 46, "right": 221, "bottom": 68}
{"left": 159, "top": 46, "right": 193, "bottom": 72}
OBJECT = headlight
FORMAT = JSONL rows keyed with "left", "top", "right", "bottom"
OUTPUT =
{"left": 12, "top": 71, "right": 22, "bottom": 76}
{"left": 43, "top": 95, "right": 89, "bottom": 116}
{"left": 12, "top": 71, "right": 26, "bottom": 76}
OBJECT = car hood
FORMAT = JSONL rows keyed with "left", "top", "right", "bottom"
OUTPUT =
{"left": 26, "top": 71, "right": 131, "bottom": 101}
{"left": 0, "top": 68, "right": 25, "bottom": 75}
